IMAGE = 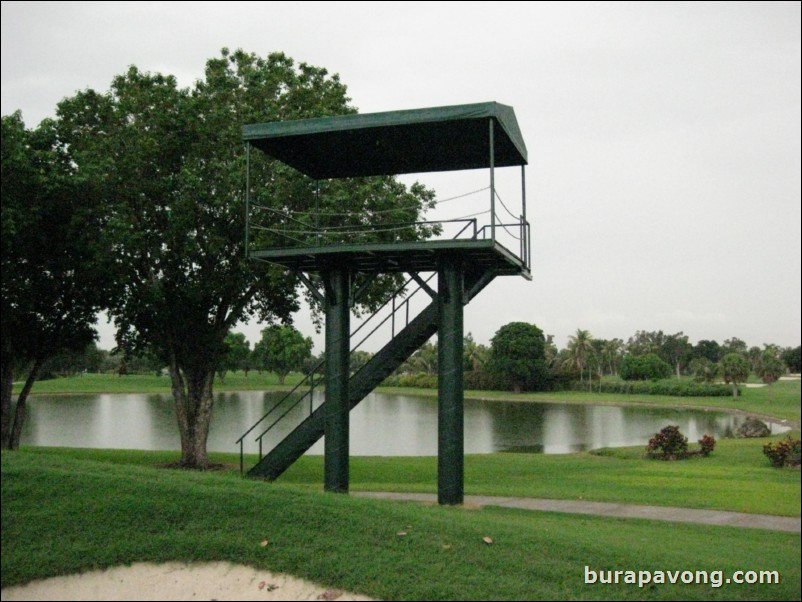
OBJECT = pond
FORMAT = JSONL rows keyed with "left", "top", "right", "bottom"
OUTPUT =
{"left": 19, "top": 391, "right": 790, "bottom": 456}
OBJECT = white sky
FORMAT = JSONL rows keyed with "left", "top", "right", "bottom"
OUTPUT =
{"left": 2, "top": 1, "right": 800, "bottom": 353}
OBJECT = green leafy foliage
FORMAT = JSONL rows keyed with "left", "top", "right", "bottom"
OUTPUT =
{"left": 218, "top": 332, "right": 251, "bottom": 382}
{"left": 566, "top": 379, "right": 732, "bottom": 397}
{"left": 252, "top": 325, "right": 312, "bottom": 385}
{"left": 719, "top": 352, "right": 750, "bottom": 398}
{"left": 488, "top": 322, "right": 548, "bottom": 392}
{"left": 782, "top": 346, "right": 801, "bottom": 373}
{"left": 619, "top": 353, "right": 672, "bottom": 381}
{"left": 1, "top": 113, "right": 116, "bottom": 449}
{"left": 757, "top": 351, "right": 786, "bottom": 385}
{"left": 52, "top": 49, "right": 435, "bottom": 466}
{"left": 689, "top": 357, "right": 718, "bottom": 383}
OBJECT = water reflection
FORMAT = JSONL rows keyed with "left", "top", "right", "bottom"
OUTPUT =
{"left": 20, "top": 391, "right": 791, "bottom": 456}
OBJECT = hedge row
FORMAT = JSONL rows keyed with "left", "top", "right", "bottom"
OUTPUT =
{"left": 383, "top": 373, "right": 734, "bottom": 397}
{"left": 565, "top": 379, "right": 734, "bottom": 397}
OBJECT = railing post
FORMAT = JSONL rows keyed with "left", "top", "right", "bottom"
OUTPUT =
{"left": 521, "top": 164, "right": 528, "bottom": 268}
{"left": 391, "top": 294, "right": 396, "bottom": 337}
{"left": 489, "top": 119, "right": 495, "bottom": 243}
{"left": 315, "top": 180, "right": 321, "bottom": 246}
{"left": 245, "top": 143, "right": 251, "bottom": 258}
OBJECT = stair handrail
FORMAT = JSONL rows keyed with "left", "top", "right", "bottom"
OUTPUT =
{"left": 249, "top": 272, "right": 437, "bottom": 467}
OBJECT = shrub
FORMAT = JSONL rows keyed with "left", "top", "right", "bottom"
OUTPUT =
{"left": 646, "top": 425, "right": 688, "bottom": 460}
{"left": 382, "top": 373, "right": 437, "bottom": 388}
{"left": 463, "top": 369, "right": 504, "bottom": 391}
{"left": 564, "top": 379, "right": 732, "bottom": 397}
{"left": 698, "top": 434, "right": 716, "bottom": 457}
{"left": 620, "top": 353, "right": 672, "bottom": 381}
{"left": 646, "top": 426, "right": 716, "bottom": 460}
{"left": 762, "top": 437, "right": 802, "bottom": 468}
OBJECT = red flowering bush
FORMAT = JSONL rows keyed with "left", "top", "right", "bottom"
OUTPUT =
{"left": 698, "top": 434, "right": 716, "bottom": 457}
{"left": 646, "top": 426, "right": 688, "bottom": 460}
{"left": 646, "top": 426, "right": 716, "bottom": 460}
{"left": 763, "top": 437, "right": 801, "bottom": 468}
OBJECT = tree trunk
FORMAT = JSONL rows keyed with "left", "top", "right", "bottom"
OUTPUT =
{"left": 676, "top": 362, "right": 681, "bottom": 378}
{"left": 1, "top": 358, "right": 13, "bottom": 449}
{"left": 169, "top": 358, "right": 214, "bottom": 468}
{"left": 278, "top": 372, "right": 286, "bottom": 385}
{"left": 7, "top": 359, "right": 42, "bottom": 450}
{"left": 731, "top": 382, "right": 739, "bottom": 398}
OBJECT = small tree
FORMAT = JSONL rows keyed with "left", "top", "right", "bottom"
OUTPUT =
{"left": 719, "top": 352, "right": 750, "bottom": 398}
{"left": 757, "top": 351, "right": 785, "bottom": 385}
{"left": 218, "top": 332, "right": 251, "bottom": 383}
{"left": 252, "top": 325, "right": 313, "bottom": 385}
{"left": 781, "top": 346, "right": 801, "bottom": 374}
{"left": 689, "top": 357, "right": 718, "bottom": 383}
{"left": 488, "top": 322, "right": 548, "bottom": 393}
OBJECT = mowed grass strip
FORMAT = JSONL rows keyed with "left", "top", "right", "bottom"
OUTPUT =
{"left": 19, "top": 432, "right": 801, "bottom": 517}
{"left": 2, "top": 450, "right": 799, "bottom": 601}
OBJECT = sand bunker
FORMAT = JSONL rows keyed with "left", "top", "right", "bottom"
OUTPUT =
{"left": 0, "top": 561, "right": 374, "bottom": 601}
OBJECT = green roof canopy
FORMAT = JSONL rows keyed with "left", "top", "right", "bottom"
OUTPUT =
{"left": 243, "top": 102, "right": 527, "bottom": 179}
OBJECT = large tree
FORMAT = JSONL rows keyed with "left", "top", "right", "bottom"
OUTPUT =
{"left": 1, "top": 113, "right": 114, "bottom": 449}
{"left": 54, "top": 49, "right": 435, "bottom": 467}
{"left": 489, "top": 322, "right": 548, "bottom": 393}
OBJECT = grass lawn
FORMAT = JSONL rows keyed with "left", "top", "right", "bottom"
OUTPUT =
{"left": 381, "top": 379, "right": 801, "bottom": 425}
{"left": 18, "top": 430, "right": 802, "bottom": 517}
{"left": 2, "top": 449, "right": 800, "bottom": 600}
{"left": 13, "top": 371, "right": 304, "bottom": 395}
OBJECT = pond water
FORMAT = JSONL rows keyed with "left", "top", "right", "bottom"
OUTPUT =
{"left": 19, "top": 391, "right": 789, "bottom": 456}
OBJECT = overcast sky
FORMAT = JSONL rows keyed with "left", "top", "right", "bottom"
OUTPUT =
{"left": 2, "top": 1, "right": 800, "bottom": 353}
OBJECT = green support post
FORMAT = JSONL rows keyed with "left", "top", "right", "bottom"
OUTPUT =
{"left": 324, "top": 269, "right": 350, "bottom": 493}
{"left": 437, "top": 256, "right": 464, "bottom": 505}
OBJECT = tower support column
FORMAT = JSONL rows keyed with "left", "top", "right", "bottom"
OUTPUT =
{"left": 437, "top": 256, "right": 464, "bottom": 505}
{"left": 323, "top": 269, "right": 350, "bottom": 493}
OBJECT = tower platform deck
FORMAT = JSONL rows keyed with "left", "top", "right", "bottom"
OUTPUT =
{"left": 251, "top": 238, "right": 531, "bottom": 278}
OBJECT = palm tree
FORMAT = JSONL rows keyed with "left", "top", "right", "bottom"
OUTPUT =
{"left": 602, "top": 338, "right": 624, "bottom": 376}
{"left": 564, "top": 329, "right": 594, "bottom": 383}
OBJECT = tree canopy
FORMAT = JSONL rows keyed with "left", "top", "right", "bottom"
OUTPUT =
{"left": 1, "top": 113, "right": 115, "bottom": 449}
{"left": 252, "top": 325, "right": 313, "bottom": 384}
{"left": 52, "top": 49, "right": 435, "bottom": 467}
{"left": 488, "top": 322, "right": 548, "bottom": 392}
{"left": 719, "top": 353, "right": 750, "bottom": 398}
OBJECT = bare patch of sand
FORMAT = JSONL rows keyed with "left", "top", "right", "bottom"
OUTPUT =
{"left": 0, "top": 562, "right": 375, "bottom": 601}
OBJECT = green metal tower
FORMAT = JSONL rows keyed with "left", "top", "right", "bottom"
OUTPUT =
{"left": 237, "top": 102, "right": 530, "bottom": 505}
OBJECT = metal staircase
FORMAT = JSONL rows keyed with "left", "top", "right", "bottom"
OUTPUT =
{"left": 237, "top": 267, "right": 497, "bottom": 480}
